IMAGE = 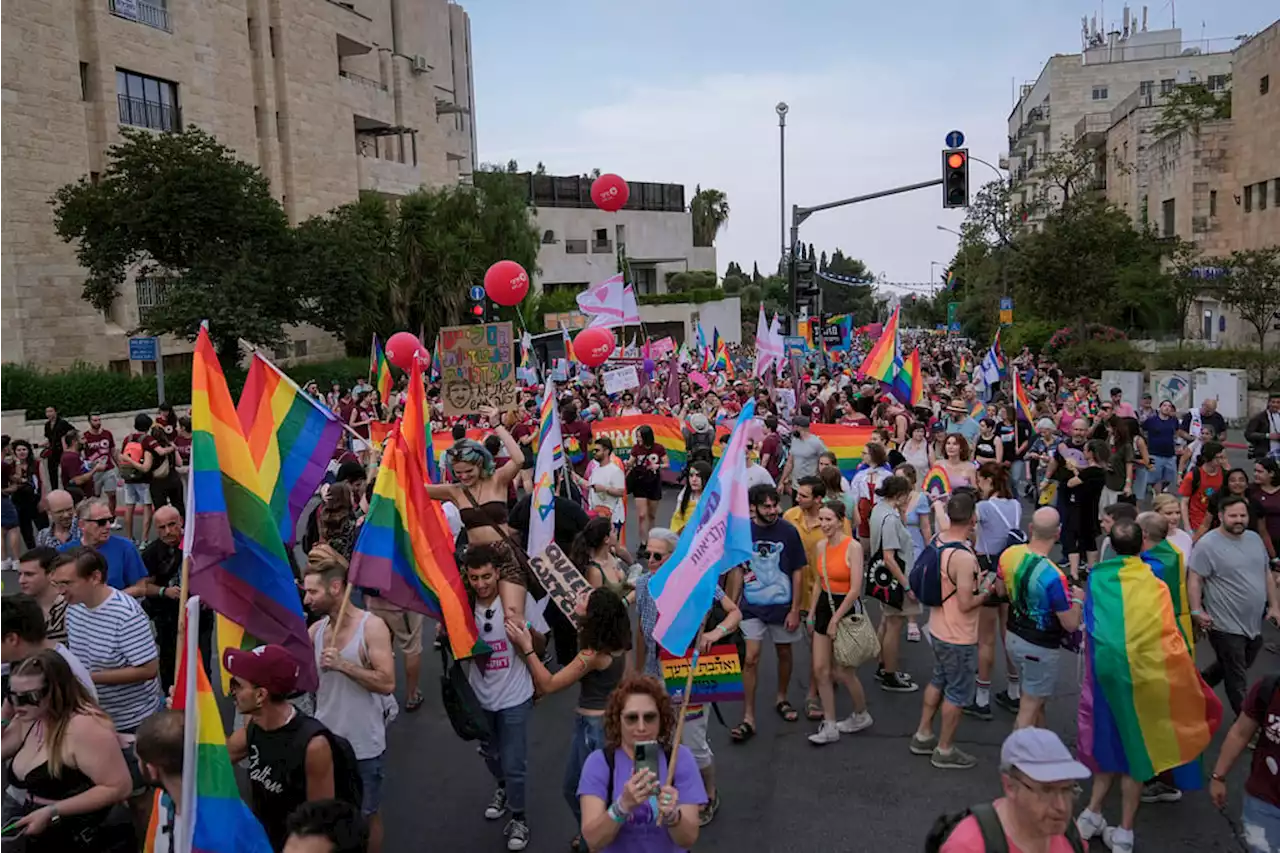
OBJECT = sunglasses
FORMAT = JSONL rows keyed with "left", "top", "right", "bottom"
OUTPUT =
{"left": 12, "top": 688, "right": 46, "bottom": 708}
{"left": 622, "top": 711, "right": 659, "bottom": 725}
{"left": 646, "top": 551, "right": 669, "bottom": 562}
{"left": 85, "top": 517, "right": 113, "bottom": 527}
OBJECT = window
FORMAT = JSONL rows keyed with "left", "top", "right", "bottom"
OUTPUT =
{"left": 1208, "top": 74, "right": 1229, "bottom": 92}
{"left": 247, "top": 17, "right": 255, "bottom": 51}
{"left": 276, "top": 111, "right": 283, "bottom": 139}
{"left": 89, "top": 172, "right": 101, "bottom": 185}
{"left": 1245, "top": 184, "right": 1252, "bottom": 212}
{"left": 1262, "top": 75, "right": 1270, "bottom": 95}
{"left": 1139, "top": 80, "right": 1154, "bottom": 96}
{"left": 1160, "top": 78, "right": 1176, "bottom": 94}
{"left": 632, "top": 266, "right": 658, "bottom": 295}
{"left": 79, "top": 63, "right": 90, "bottom": 100}
{"left": 1260, "top": 181, "right": 1269, "bottom": 211}
{"left": 1162, "top": 198, "right": 1175, "bottom": 237}
{"left": 564, "top": 239, "right": 587, "bottom": 254}
{"left": 1209, "top": 190, "right": 1217, "bottom": 217}
{"left": 1091, "top": 85, "right": 1108, "bottom": 100}
{"left": 116, "top": 70, "right": 179, "bottom": 131}
{"left": 108, "top": 0, "right": 170, "bottom": 32}
{"left": 108, "top": 359, "right": 131, "bottom": 376}
{"left": 253, "top": 106, "right": 261, "bottom": 136}
{"left": 135, "top": 275, "right": 168, "bottom": 324}
{"left": 293, "top": 340, "right": 308, "bottom": 358}
{"left": 272, "top": 344, "right": 290, "bottom": 360}
{"left": 1275, "top": 178, "right": 1280, "bottom": 203}
{"left": 591, "top": 228, "right": 612, "bottom": 253}
{"left": 541, "top": 229, "right": 556, "bottom": 244}
{"left": 269, "top": 26, "right": 277, "bottom": 58}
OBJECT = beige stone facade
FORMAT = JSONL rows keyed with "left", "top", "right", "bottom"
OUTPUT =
{"left": 1, "top": 0, "right": 475, "bottom": 372}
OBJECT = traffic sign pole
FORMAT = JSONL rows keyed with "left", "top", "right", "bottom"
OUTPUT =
{"left": 155, "top": 339, "right": 165, "bottom": 405}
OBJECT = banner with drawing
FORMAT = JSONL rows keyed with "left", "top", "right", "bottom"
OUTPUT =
{"left": 438, "top": 322, "right": 516, "bottom": 416}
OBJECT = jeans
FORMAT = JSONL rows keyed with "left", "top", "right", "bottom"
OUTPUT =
{"left": 1132, "top": 465, "right": 1149, "bottom": 501}
{"left": 1009, "top": 459, "right": 1027, "bottom": 496}
{"left": 480, "top": 698, "right": 533, "bottom": 815}
{"left": 1202, "top": 630, "right": 1264, "bottom": 716}
{"left": 1242, "top": 794, "right": 1280, "bottom": 853}
{"left": 563, "top": 713, "right": 606, "bottom": 822}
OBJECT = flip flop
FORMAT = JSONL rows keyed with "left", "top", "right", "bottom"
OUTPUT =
{"left": 405, "top": 690, "right": 425, "bottom": 712}
{"left": 775, "top": 700, "right": 799, "bottom": 722}
{"left": 804, "top": 698, "right": 823, "bottom": 721}
{"left": 729, "top": 721, "right": 756, "bottom": 743}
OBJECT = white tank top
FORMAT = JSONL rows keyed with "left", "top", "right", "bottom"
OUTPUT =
{"left": 313, "top": 611, "right": 385, "bottom": 760}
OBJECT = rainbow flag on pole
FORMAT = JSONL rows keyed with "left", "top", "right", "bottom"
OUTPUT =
{"left": 1012, "top": 370, "right": 1034, "bottom": 423}
{"left": 349, "top": 358, "right": 487, "bottom": 660}
{"left": 890, "top": 348, "right": 923, "bottom": 408}
{"left": 189, "top": 327, "right": 315, "bottom": 690}
{"left": 856, "top": 306, "right": 900, "bottom": 383}
{"left": 237, "top": 352, "right": 343, "bottom": 545}
{"left": 370, "top": 334, "right": 392, "bottom": 408}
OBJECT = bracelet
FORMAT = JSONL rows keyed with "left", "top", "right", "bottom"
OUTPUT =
{"left": 523, "top": 650, "right": 536, "bottom": 658}
{"left": 1190, "top": 609, "right": 1202, "bottom": 616}
{"left": 1210, "top": 772, "right": 1226, "bottom": 782}
{"left": 608, "top": 801, "right": 629, "bottom": 824}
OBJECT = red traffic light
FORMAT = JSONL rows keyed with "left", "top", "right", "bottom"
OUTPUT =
{"left": 471, "top": 305, "right": 485, "bottom": 316}
{"left": 947, "top": 152, "right": 966, "bottom": 169}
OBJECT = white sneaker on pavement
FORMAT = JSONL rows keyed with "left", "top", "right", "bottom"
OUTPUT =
{"left": 1102, "top": 825, "right": 1134, "bottom": 852}
{"left": 1076, "top": 808, "right": 1107, "bottom": 841}
{"left": 836, "top": 711, "right": 873, "bottom": 734}
{"left": 807, "top": 720, "right": 839, "bottom": 745}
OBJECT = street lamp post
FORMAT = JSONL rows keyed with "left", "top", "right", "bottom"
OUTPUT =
{"left": 776, "top": 102, "right": 789, "bottom": 265}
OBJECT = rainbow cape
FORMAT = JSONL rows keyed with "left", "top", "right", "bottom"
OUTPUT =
{"left": 856, "top": 305, "right": 900, "bottom": 383}
{"left": 809, "top": 424, "right": 873, "bottom": 479}
{"left": 1012, "top": 370, "right": 1034, "bottom": 422}
{"left": 349, "top": 358, "right": 486, "bottom": 660}
{"left": 1078, "top": 554, "right": 1222, "bottom": 785}
{"left": 922, "top": 465, "right": 952, "bottom": 496}
{"left": 1142, "top": 538, "right": 1194, "bottom": 652}
{"left": 891, "top": 348, "right": 923, "bottom": 408}
{"left": 189, "top": 327, "right": 315, "bottom": 691}
{"left": 998, "top": 546, "right": 1070, "bottom": 628}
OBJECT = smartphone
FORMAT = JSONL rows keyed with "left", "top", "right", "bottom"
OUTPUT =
{"left": 633, "top": 740, "right": 660, "bottom": 785}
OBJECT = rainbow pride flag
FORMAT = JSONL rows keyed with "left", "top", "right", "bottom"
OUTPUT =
{"left": 856, "top": 306, "right": 900, "bottom": 383}
{"left": 1142, "top": 538, "right": 1194, "bottom": 652}
{"left": 922, "top": 465, "right": 952, "bottom": 496}
{"left": 998, "top": 546, "right": 1070, "bottom": 631}
{"left": 809, "top": 424, "right": 873, "bottom": 479}
{"left": 891, "top": 348, "right": 923, "bottom": 408}
{"left": 349, "top": 358, "right": 486, "bottom": 660}
{"left": 1077, "top": 554, "right": 1222, "bottom": 785}
{"left": 189, "top": 327, "right": 315, "bottom": 691}
{"left": 371, "top": 334, "right": 393, "bottom": 408}
{"left": 237, "top": 352, "right": 344, "bottom": 546}
{"left": 1012, "top": 371, "right": 1035, "bottom": 423}
{"left": 152, "top": 597, "right": 273, "bottom": 853}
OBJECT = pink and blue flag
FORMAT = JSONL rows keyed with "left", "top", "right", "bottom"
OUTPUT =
{"left": 649, "top": 400, "right": 757, "bottom": 655}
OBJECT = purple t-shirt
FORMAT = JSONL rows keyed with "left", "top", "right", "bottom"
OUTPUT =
{"left": 577, "top": 745, "right": 708, "bottom": 853}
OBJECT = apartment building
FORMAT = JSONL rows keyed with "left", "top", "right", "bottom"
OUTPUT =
{"left": 1006, "top": 9, "right": 1233, "bottom": 212}
{"left": 1, "top": 0, "right": 476, "bottom": 371}
{"left": 527, "top": 173, "right": 716, "bottom": 300}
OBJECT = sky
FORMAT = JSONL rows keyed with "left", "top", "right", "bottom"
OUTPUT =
{"left": 467, "top": 1, "right": 1269, "bottom": 291}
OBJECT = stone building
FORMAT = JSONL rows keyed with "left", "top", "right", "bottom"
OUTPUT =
{"left": 1, "top": 0, "right": 475, "bottom": 371}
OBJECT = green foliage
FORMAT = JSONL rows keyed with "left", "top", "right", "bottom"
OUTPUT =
{"left": 1001, "top": 318, "right": 1059, "bottom": 354}
{"left": 636, "top": 288, "right": 726, "bottom": 307}
{"left": 2, "top": 358, "right": 368, "bottom": 420}
{"left": 818, "top": 250, "right": 878, "bottom": 321}
{"left": 722, "top": 274, "right": 744, "bottom": 295}
{"left": 1152, "top": 78, "right": 1232, "bottom": 137}
{"left": 1221, "top": 247, "right": 1280, "bottom": 352}
{"left": 1052, "top": 341, "right": 1145, "bottom": 375}
{"left": 521, "top": 287, "right": 582, "bottom": 334}
{"left": 690, "top": 186, "right": 730, "bottom": 248}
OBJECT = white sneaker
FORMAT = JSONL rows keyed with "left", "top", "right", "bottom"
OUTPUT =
{"left": 836, "top": 711, "right": 873, "bottom": 734}
{"left": 807, "top": 720, "right": 839, "bottom": 745}
{"left": 110, "top": 520, "right": 123, "bottom": 530}
{"left": 1076, "top": 808, "right": 1107, "bottom": 841}
{"left": 1102, "top": 825, "right": 1134, "bottom": 852}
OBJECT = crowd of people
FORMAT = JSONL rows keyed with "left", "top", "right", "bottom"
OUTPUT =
{"left": 1, "top": 333, "right": 1279, "bottom": 853}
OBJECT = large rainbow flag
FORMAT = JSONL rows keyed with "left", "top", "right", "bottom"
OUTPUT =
{"left": 237, "top": 352, "right": 343, "bottom": 546}
{"left": 370, "top": 334, "right": 393, "bottom": 408}
{"left": 1142, "top": 538, "right": 1194, "bottom": 652}
{"left": 189, "top": 327, "right": 314, "bottom": 690}
{"left": 1077, "top": 554, "right": 1222, "bottom": 786}
{"left": 856, "top": 306, "right": 900, "bottom": 383}
{"left": 349, "top": 358, "right": 486, "bottom": 660}
{"left": 1012, "top": 371, "right": 1034, "bottom": 423}
{"left": 588, "top": 415, "right": 730, "bottom": 478}
{"left": 809, "top": 424, "right": 873, "bottom": 479}
{"left": 147, "top": 597, "right": 272, "bottom": 853}
{"left": 890, "top": 348, "right": 923, "bottom": 408}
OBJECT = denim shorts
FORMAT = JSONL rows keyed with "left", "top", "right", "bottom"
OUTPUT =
{"left": 358, "top": 754, "right": 386, "bottom": 816}
{"left": 1006, "top": 631, "right": 1061, "bottom": 698}
{"left": 1242, "top": 794, "right": 1280, "bottom": 853}
{"left": 123, "top": 483, "right": 151, "bottom": 506}
{"left": 929, "top": 638, "right": 978, "bottom": 708}
{"left": 1150, "top": 455, "right": 1178, "bottom": 487}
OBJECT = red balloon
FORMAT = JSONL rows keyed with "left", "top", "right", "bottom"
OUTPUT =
{"left": 590, "top": 174, "right": 629, "bottom": 213}
{"left": 573, "top": 327, "right": 615, "bottom": 368}
{"left": 385, "top": 331, "right": 423, "bottom": 371}
{"left": 484, "top": 260, "right": 530, "bottom": 307}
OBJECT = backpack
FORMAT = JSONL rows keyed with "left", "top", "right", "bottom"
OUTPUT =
{"left": 983, "top": 500, "right": 1025, "bottom": 565}
{"left": 120, "top": 435, "right": 152, "bottom": 484}
{"left": 438, "top": 644, "right": 492, "bottom": 742}
{"left": 925, "top": 802, "right": 1085, "bottom": 853}
{"left": 910, "top": 537, "right": 971, "bottom": 607}
{"left": 289, "top": 715, "right": 364, "bottom": 810}
{"left": 686, "top": 431, "right": 714, "bottom": 466}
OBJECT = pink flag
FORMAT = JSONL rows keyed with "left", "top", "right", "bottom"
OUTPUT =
{"left": 576, "top": 274, "right": 641, "bottom": 328}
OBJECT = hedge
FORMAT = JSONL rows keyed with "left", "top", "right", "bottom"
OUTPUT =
{"left": 1052, "top": 341, "right": 1147, "bottom": 375}
{"left": 2, "top": 357, "right": 369, "bottom": 419}
{"left": 636, "top": 288, "right": 727, "bottom": 307}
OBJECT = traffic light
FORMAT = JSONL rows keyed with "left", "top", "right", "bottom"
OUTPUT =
{"left": 794, "top": 259, "right": 820, "bottom": 317}
{"left": 942, "top": 148, "right": 969, "bottom": 209}
{"left": 468, "top": 286, "right": 488, "bottom": 323}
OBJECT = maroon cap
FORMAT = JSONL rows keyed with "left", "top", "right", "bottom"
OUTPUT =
{"left": 222, "top": 644, "right": 299, "bottom": 695}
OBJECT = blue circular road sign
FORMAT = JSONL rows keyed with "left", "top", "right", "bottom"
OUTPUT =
{"left": 469, "top": 285, "right": 486, "bottom": 301}
{"left": 945, "top": 130, "right": 965, "bottom": 149}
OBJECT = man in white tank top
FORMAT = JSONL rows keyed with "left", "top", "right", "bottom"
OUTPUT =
{"left": 303, "top": 556, "right": 396, "bottom": 853}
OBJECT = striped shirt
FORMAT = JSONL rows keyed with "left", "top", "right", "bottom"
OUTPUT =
{"left": 45, "top": 596, "right": 68, "bottom": 645}
{"left": 66, "top": 588, "right": 162, "bottom": 731}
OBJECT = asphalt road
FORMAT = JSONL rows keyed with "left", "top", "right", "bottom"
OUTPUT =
{"left": 377, "top": 476, "right": 1261, "bottom": 853}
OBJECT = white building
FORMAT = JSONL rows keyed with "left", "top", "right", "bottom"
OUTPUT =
{"left": 1007, "top": 9, "right": 1234, "bottom": 212}
{"left": 525, "top": 174, "right": 715, "bottom": 296}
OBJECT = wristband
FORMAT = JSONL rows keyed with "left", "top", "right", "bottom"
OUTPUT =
{"left": 1190, "top": 609, "right": 1202, "bottom": 616}
{"left": 608, "top": 801, "right": 629, "bottom": 823}
{"left": 1210, "top": 772, "right": 1226, "bottom": 782}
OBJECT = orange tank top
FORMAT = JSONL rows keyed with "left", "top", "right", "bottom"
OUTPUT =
{"left": 820, "top": 537, "right": 854, "bottom": 595}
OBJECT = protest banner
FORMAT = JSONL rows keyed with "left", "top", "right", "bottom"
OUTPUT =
{"left": 659, "top": 644, "right": 745, "bottom": 705}
{"left": 527, "top": 542, "right": 590, "bottom": 626}
{"left": 602, "top": 365, "right": 640, "bottom": 395}
{"left": 650, "top": 337, "right": 676, "bottom": 357}
{"left": 438, "top": 322, "right": 516, "bottom": 416}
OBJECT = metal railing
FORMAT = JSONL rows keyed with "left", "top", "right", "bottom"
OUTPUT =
{"left": 1074, "top": 112, "right": 1111, "bottom": 141}
{"left": 339, "top": 69, "right": 387, "bottom": 91}
{"left": 108, "top": 0, "right": 170, "bottom": 32}
{"left": 118, "top": 95, "right": 180, "bottom": 131}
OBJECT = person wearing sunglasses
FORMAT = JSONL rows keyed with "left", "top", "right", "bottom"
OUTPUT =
{"left": 1, "top": 649, "right": 135, "bottom": 851}
{"left": 577, "top": 675, "right": 705, "bottom": 853}
{"left": 56, "top": 498, "right": 148, "bottom": 595}
{"left": 1, "top": 593, "right": 97, "bottom": 700}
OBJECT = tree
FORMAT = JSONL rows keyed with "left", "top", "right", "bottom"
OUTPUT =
{"left": 51, "top": 126, "right": 295, "bottom": 361}
{"left": 1223, "top": 247, "right": 1280, "bottom": 352}
{"left": 1165, "top": 239, "right": 1219, "bottom": 345}
{"left": 818, "top": 249, "right": 877, "bottom": 320}
{"left": 1034, "top": 137, "right": 1100, "bottom": 212}
{"left": 722, "top": 274, "right": 744, "bottom": 295}
{"left": 724, "top": 261, "right": 745, "bottom": 279}
{"left": 690, "top": 186, "right": 730, "bottom": 247}
{"left": 1152, "top": 78, "right": 1232, "bottom": 137}
{"left": 751, "top": 262, "right": 762, "bottom": 284}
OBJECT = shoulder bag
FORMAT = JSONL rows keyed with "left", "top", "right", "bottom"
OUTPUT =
{"left": 460, "top": 485, "right": 543, "bottom": 598}
{"left": 865, "top": 507, "right": 908, "bottom": 610}
{"left": 820, "top": 541, "right": 880, "bottom": 669}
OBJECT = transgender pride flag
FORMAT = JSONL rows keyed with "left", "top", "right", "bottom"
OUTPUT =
{"left": 649, "top": 400, "right": 757, "bottom": 655}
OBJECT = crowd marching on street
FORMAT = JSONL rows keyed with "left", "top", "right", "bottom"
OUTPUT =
{"left": 3, "top": 306, "right": 1280, "bottom": 853}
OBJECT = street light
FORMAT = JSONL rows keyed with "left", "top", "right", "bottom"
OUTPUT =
{"left": 776, "top": 102, "right": 789, "bottom": 264}
{"left": 936, "top": 224, "right": 962, "bottom": 237}
{"left": 930, "top": 260, "right": 944, "bottom": 286}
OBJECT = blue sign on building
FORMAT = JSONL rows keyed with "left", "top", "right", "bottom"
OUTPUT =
{"left": 128, "top": 336, "right": 158, "bottom": 362}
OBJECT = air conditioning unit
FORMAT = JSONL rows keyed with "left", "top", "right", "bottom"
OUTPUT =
{"left": 411, "top": 55, "right": 430, "bottom": 73}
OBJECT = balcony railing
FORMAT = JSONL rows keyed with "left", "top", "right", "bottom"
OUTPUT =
{"left": 1074, "top": 112, "right": 1111, "bottom": 142}
{"left": 108, "top": 0, "right": 171, "bottom": 32}
{"left": 117, "top": 95, "right": 180, "bottom": 131}
{"left": 339, "top": 69, "right": 386, "bottom": 91}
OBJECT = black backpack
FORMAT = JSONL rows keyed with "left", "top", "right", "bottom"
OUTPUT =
{"left": 925, "top": 802, "right": 1085, "bottom": 853}
{"left": 290, "top": 715, "right": 364, "bottom": 810}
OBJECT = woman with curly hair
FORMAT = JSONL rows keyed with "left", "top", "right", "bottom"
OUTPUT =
{"left": 570, "top": 516, "right": 633, "bottom": 604}
{"left": 577, "top": 675, "right": 705, "bottom": 852}
{"left": 427, "top": 404, "right": 530, "bottom": 623}
{"left": 505, "top": 589, "right": 631, "bottom": 849}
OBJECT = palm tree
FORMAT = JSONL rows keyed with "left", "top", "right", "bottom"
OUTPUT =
{"left": 691, "top": 186, "right": 730, "bottom": 247}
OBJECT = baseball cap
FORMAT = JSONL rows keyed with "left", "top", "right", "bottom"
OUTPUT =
{"left": 1000, "top": 728, "right": 1091, "bottom": 783}
{"left": 223, "top": 644, "right": 300, "bottom": 695}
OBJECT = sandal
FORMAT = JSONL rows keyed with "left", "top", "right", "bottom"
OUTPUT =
{"left": 775, "top": 700, "right": 799, "bottom": 722}
{"left": 804, "top": 698, "right": 823, "bottom": 721}
{"left": 405, "top": 690, "right": 425, "bottom": 712}
{"left": 729, "top": 721, "right": 756, "bottom": 743}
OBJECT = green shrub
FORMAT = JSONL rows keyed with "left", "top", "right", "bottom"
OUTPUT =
{"left": 1002, "top": 319, "right": 1058, "bottom": 355}
{"left": 1154, "top": 347, "right": 1279, "bottom": 389}
{"left": 1053, "top": 341, "right": 1146, "bottom": 375}
{"left": 636, "top": 288, "right": 727, "bottom": 306}
{"left": 2, "top": 357, "right": 369, "bottom": 419}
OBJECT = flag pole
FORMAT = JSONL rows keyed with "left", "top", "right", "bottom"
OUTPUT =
{"left": 664, "top": 626, "right": 704, "bottom": 787}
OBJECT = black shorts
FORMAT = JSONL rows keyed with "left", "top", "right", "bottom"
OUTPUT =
{"left": 813, "top": 592, "right": 848, "bottom": 635}
{"left": 521, "top": 446, "right": 535, "bottom": 470}
{"left": 977, "top": 554, "right": 1006, "bottom": 607}
{"left": 626, "top": 473, "right": 662, "bottom": 501}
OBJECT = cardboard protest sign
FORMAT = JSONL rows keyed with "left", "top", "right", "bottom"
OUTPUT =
{"left": 658, "top": 644, "right": 744, "bottom": 705}
{"left": 527, "top": 542, "right": 590, "bottom": 626}
{"left": 602, "top": 365, "right": 640, "bottom": 395}
{"left": 439, "top": 322, "right": 516, "bottom": 416}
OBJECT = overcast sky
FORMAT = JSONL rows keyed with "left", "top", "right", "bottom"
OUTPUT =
{"left": 468, "top": 1, "right": 1268, "bottom": 287}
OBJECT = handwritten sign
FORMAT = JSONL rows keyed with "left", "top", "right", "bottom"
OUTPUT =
{"left": 602, "top": 365, "right": 640, "bottom": 395}
{"left": 439, "top": 322, "right": 515, "bottom": 416}
{"left": 658, "top": 644, "right": 744, "bottom": 705}
{"left": 527, "top": 542, "right": 590, "bottom": 627}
